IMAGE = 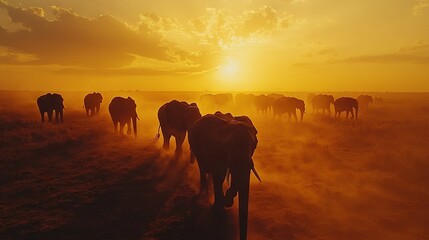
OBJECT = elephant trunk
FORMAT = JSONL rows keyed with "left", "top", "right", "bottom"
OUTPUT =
{"left": 238, "top": 168, "right": 251, "bottom": 240}
{"left": 132, "top": 116, "right": 137, "bottom": 137}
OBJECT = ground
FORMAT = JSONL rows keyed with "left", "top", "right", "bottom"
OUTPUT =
{"left": 1, "top": 91, "right": 428, "bottom": 240}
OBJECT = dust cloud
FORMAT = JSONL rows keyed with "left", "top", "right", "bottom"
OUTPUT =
{"left": 1, "top": 91, "right": 429, "bottom": 239}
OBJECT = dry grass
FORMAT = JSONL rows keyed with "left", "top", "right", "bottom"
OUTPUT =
{"left": 1, "top": 91, "right": 428, "bottom": 240}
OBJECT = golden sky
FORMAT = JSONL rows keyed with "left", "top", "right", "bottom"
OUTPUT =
{"left": 0, "top": 0, "right": 428, "bottom": 91}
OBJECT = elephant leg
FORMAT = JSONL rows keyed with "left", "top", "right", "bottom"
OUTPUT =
{"left": 225, "top": 173, "right": 238, "bottom": 207}
{"left": 346, "top": 111, "right": 350, "bottom": 119}
{"left": 212, "top": 173, "right": 226, "bottom": 208}
{"left": 127, "top": 119, "right": 132, "bottom": 135}
{"left": 175, "top": 131, "right": 186, "bottom": 156}
{"left": 119, "top": 122, "right": 125, "bottom": 134}
{"left": 113, "top": 121, "right": 118, "bottom": 133}
{"left": 60, "top": 111, "right": 63, "bottom": 123}
{"left": 350, "top": 110, "right": 355, "bottom": 119}
{"left": 293, "top": 112, "right": 298, "bottom": 122}
{"left": 40, "top": 111, "right": 45, "bottom": 122}
{"left": 197, "top": 162, "right": 208, "bottom": 194}
{"left": 190, "top": 149, "right": 195, "bottom": 163}
{"left": 85, "top": 108, "right": 89, "bottom": 117}
{"left": 162, "top": 130, "right": 171, "bottom": 150}
{"left": 47, "top": 111, "right": 53, "bottom": 122}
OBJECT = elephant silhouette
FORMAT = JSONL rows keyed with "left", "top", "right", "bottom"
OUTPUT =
{"left": 272, "top": 97, "right": 305, "bottom": 122}
{"left": 108, "top": 97, "right": 139, "bottom": 137}
{"left": 156, "top": 100, "right": 202, "bottom": 157}
{"left": 188, "top": 112, "right": 261, "bottom": 240}
{"left": 199, "top": 93, "right": 233, "bottom": 109}
{"left": 84, "top": 92, "right": 103, "bottom": 117}
{"left": 235, "top": 93, "right": 256, "bottom": 111}
{"left": 311, "top": 94, "right": 334, "bottom": 115}
{"left": 357, "top": 95, "right": 373, "bottom": 111}
{"left": 37, "top": 93, "right": 64, "bottom": 123}
{"left": 254, "top": 94, "right": 275, "bottom": 114}
{"left": 334, "top": 97, "right": 359, "bottom": 119}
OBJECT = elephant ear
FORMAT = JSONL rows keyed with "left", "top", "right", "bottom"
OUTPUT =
{"left": 222, "top": 122, "right": 257, "bottom": 153}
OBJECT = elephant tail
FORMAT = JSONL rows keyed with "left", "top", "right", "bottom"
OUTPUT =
{"left": 152, "top": 125, "right": 161, "bottom": 143}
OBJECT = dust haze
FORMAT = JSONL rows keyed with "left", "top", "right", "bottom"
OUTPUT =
{"left": 1, "top": 91, "right": 429, "bottom": 240}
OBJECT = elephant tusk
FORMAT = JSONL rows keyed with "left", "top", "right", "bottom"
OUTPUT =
{"left": 251, "top": 167, "right": 262, "bottom": 182}
{"left": 136, "top": 115, "right": 140, "bottom": 120}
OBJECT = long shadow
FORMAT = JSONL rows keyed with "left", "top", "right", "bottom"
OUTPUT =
{"left": 27, "top": 153, "right": 168, "bottom": 240}
{"left": 1, "top": 134, "right": 237, "bottom": 240}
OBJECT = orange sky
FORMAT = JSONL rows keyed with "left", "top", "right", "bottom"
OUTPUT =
{"left": 0, "top": 0, "right": 428, "bottom": 91}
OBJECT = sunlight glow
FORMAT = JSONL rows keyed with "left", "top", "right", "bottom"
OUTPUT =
{"left": 219, "top": 58, "right": 240, "bottom": 80}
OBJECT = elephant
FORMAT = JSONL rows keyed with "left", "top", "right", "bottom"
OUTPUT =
{"left": 254, "top": 94, "right": 275, "bottom": 114}
{"left": 156, "top": 100, "right": 202, "bottom": 157}
{"left": 307, "top": 93, "right": 316, "bottom": 106}
{"left": 272, "top": 97, "right": 305, "bottom": 122}
{"left": 267, "top": 93, "right": 284, "bottom": 99}
{"left": 188, "top": 112, "right": 261, "bottom": 240}
{"left": 108, "top": 97, "right": 139, "bottom": 136}
{"left": 37, "top": 93, "right": 64, "bottom": 123}
{"left": 199, "top": 93, "right": 233, "bottom": 109}
{"left": 357, "top": 95, "right": 373, "bottom": 111}
{"left": 311, "top": 94, "right": 334, "bottom": 115}
{"left": 334, "top": 97, "right": 359, "bottom": 119}
{"left": 84, "top": 92, "right": 103, "bottom": 116}
{"left": 235, "top": 93, "right": 256, "bottom": 111}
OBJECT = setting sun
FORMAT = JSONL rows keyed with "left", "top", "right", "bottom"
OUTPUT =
{"left": 218, "top": 57, "right": 240, "bottom": 80}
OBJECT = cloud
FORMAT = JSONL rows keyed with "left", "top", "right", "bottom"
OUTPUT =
{"left": 0, "top": 1, "right": 191, "bottom": 69}
{"left": 0, "top": 2, "right": 291, "bottom": 74}
{"left": 412, "top": 0, "right": 429, "bottom": 16}
{"left": 331, "top": 42, "right": 429, "bottom": 64}
{"left": 188, "top": 6, "right": 290, "bottom": 47}
{"left": 332, "top": 54, "right": 429, "bottom": 64}
{"left": 332, "top": 42, "right": 429, "bottom": 64}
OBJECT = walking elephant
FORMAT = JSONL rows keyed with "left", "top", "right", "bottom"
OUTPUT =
{"left": 272, "top": 97, "right": 305, "bottom": 122}
{"left": 334, "top": 97, "right": 359, "bottom": 119}
{"left": 357, "top": 95, "right": 373, "bottom": 111}
{"left": 311, "top": 94, "right": 334, "bottom": 115}
{"left": 254, "top": 94, "right": 274, "bottom": 114}
{"left": 156, "top": 100, "right": 202, "bottom": 157}
{"left": 84, "top": 92, "right": 103, "bottom": 116}
{"left": 188, "top": 113, "right": 261, "bottom": 240}
{"left": 37, "top": 93, "right": 64, "bottom": 123}
{"left": 108, "top": 97, "right": 139, "bottom": 136}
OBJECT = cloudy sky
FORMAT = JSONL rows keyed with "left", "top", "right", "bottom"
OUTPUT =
{"left": 0, "top": 0, "right": 428, "bottom": 91}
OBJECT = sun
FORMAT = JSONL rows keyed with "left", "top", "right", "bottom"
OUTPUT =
{"left": 219, "top": 58, "right": 240, "bottom": 80}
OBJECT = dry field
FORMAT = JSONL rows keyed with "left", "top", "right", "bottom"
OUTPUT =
{"left": 1, "top": 91, "right": 428, "bottom": 240}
